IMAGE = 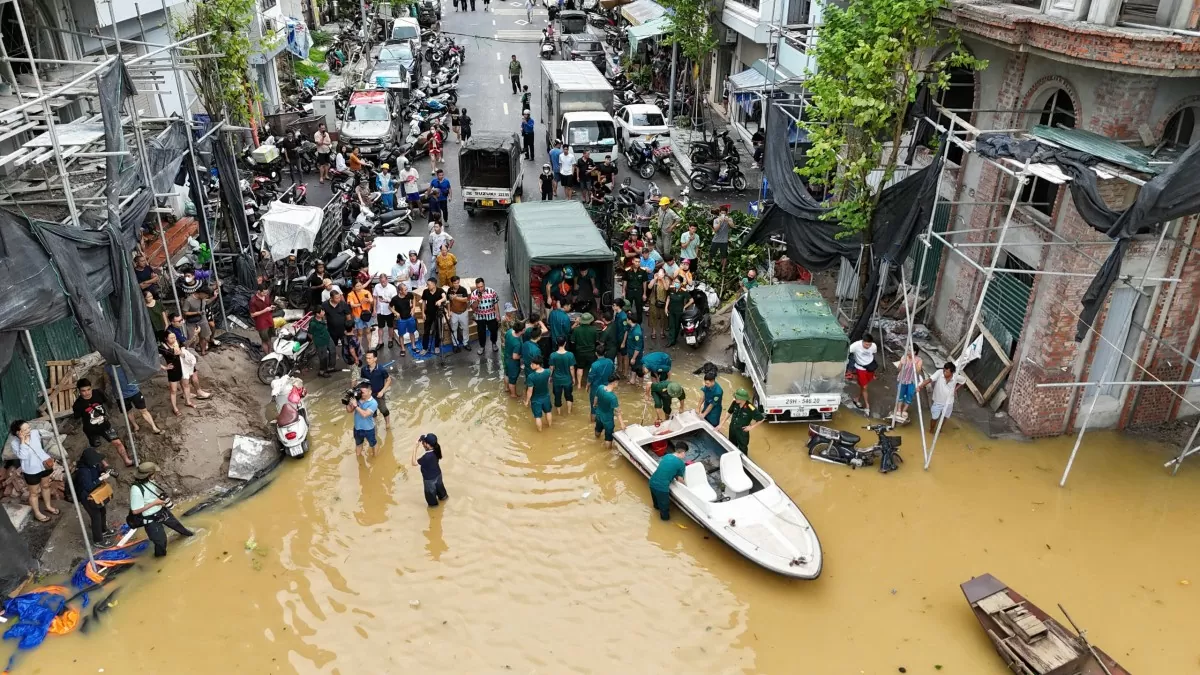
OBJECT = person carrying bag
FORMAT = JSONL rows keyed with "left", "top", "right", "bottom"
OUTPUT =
{"left": 73, "top": 447, "right": 115, "bottom": 543}
{"left": 127, "top": 462, "right": 194, "bottom": 557}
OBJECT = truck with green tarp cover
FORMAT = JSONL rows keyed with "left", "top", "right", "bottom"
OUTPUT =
{"left": 730, "top": 284, "right": 849, "bottom": 422}
{"left": 504, "top": 201, "right": 615, "bottom": 316}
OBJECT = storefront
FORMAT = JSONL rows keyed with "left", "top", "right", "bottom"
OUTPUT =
{"left": 726, "top": 59, "right": 800, "bottom": 141}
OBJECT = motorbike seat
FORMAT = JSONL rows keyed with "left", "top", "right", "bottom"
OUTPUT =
{"left": 837, "top": 430, "right": 861, "bottom": 445}
{"left": 326, "top": 252, "right": 351, "bottom": 273}
{"left": 277, "top": 403, "right": 300, "bottom": 425}
{"left": 377, "top": 208, "right": 411, "bottom": 223}
{"left": 682, "top": 305, "right": 700, "bottom": 321}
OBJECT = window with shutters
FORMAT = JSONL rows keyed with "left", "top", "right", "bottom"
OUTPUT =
{"left": 1162, "top": 107, "right": 1196, "bottom": 149}
{"left": 1118, "top": 0, "right": 1163, "bottom": 25}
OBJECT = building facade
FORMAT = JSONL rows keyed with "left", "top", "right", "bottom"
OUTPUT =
{"left": 926, "top": 0, "right": 1200, "bottom": 435}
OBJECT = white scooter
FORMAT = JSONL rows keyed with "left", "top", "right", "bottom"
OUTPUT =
{"left": 257, "top": 314, "right": 314, "bottom": 384}
{"left": 271, "top": 373, "right": 309, "bottom": 458}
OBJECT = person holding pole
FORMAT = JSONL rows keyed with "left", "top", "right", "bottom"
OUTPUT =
{"left": 918, "top": 362, "right": 965, "bottom": 434}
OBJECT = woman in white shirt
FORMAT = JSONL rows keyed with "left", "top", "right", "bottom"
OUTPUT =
{"left": 8, "top": 420, "right": 59, "bottom": 522}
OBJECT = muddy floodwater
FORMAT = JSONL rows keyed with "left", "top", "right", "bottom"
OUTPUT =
{"left": 23, "top": 351, "right": 1200, "bottom": 674}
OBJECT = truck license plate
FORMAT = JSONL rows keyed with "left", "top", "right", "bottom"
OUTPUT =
{"left": 481, "top": 199, "right": 495, "bottom": 207}
{"left": 685, "top": 336, "right": 696, "bottom": 344}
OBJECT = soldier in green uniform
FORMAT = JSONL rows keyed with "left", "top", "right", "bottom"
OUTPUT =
{"left": 601, "top": 313, "right": 622, "bottom": 362}
{"left": 587, "top": 355, "right": 616, "bottom": 422}
{"left": 665, "top": 280, "right": 692, "bottom": 347}
{"left": 521, "top": 326, "right": 544, "bottom": 388}
{"left": 503, "top": 320, "right": 525, "bottom": 399}
{"left": 548, "top": 337, "right": 577, "bottom": 414}
{"left": 525, "top": 357, "right": 554, "bottom": 431}
{"left": 650, "top": 380, "right": 686, "bottom": 422}
{"left": 624, "top": 314, "right": 644, "bottom": 385}
{"left": 648, "top": 443, "right": 687, "bottom": 520}
{"left": 612, "top": 299, "right": 630, "bottom": 376}
{"left": 592, "top": 375, "right": 624, "bottom": 448}
{"left": 721, "top": 388, "right": 766, "bottom": 456}
{"left": 569, "top": 312, "right": 599, "bottom": 389}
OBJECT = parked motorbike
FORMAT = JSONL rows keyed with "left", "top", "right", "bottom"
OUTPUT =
{"left": 271, "top": 373, "right": 310, "bottom": 458}
{"left": 540, "top": 35, "right": 556, "bottom": 59}
{"left": 624, "top": 138, "right": 657, "bottom": 180}
{"left": 690, "top": 158, "right": 748, "bottom": 193}
{"left": 690, "top": 130, "right": 739, "bottom": 165}
{"left": 807, "top": 423, "right": 903, "bottom": 473}
{"left": 681, "top": 283, "right": 716, "bottom": 348}
{"left": 279, "top": 182, "right": 309, "bottom": 205}
{"left": 258, "top": 315, "right": 314, "bottom": 384}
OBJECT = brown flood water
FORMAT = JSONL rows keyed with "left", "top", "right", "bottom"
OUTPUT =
{"left": 23, "top": 351, "right": 1200, "bottom": 674}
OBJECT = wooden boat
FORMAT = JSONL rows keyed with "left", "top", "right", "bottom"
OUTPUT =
{"left": 960, "top": 574, "right": 1131, "bottom": 675}
{"left": 613, "top": 411, "right": 822, "bottom": 579}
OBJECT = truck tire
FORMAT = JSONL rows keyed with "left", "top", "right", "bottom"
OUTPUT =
{"left": 466, "top": 207, "right": 475, "bottom": 217}
{"left": 732, "top": 349, "right": 744, "bottom": 373}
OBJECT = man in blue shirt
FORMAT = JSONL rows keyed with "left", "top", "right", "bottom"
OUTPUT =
{"left": 698, "top": 372, "right": 724, "bottom": 427}
{"left": 107, "top": 364, "right": 162, "bottom": 434}
{"left": 521, "top": 112, "right": 535, "bottom": 160}
{"left": 548, "top": 140, "right": 563, "bottom": 195}
{"left": 611, "top": 299, "right": 629, "bottom": 377}
{"left": 359, "top": 350, "right": 391, "bottom": 430}
{"left": 548, "top": 299, "right": 572, "bottom": 346}
{"left": 430, "top": 169, "right": 451, "bottom": 222}
{"left": 347, "top": 382, "right": 379, "bottom": 457}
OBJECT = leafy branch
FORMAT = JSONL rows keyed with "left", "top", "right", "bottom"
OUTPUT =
{"left": 172, "top": 0, "right": 262, "bottom": 127}
{"left": 797, "top": 0, "right": 985, "bottom": 239}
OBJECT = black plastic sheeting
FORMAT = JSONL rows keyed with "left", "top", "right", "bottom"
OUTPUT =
{"left": 0, "top": 57, "right": 160, "bottom": 381}
{"left": 976, "top": 134, "right": 1200, "bottom": 340}
{"left": 743, "top": 105, "right": 943, "bottom": 340}
{"left": 212, "top": 138, "right": 252, "bottom": 252}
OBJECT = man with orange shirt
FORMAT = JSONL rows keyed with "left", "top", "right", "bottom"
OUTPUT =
{"left": 348, "top": 280, "right": 374, "bottom": 348}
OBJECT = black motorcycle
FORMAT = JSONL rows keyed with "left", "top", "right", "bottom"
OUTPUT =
{"left": 624, "top": 138, "right": 657, "bottom": 180}
{"left": 690, "top": 130, "right": 738, "bottom": 165}
{"left": 681, "top": 286, "right": 712, "bottom": 348}
{"left": 807, "top": 423, "right": 902, "bottom": 473}
{"left": 689, "top": 157, "right": 748, "bottom": 193}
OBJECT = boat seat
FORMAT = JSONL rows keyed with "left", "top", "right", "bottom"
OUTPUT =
{"left": 277, "top": 403, "right": 300, "bottom": 425}
{"left": 838, "top": 430, "right": 861, "bottom": 445}
{"left": 720, "top": 451, "right": 753, "bottom": 497}
{"left": 684, "top": 462, "right": 718, "bottom": 502}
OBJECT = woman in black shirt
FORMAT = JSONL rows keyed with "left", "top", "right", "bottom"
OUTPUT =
{"left": 159, "top": 332, "right": 193, "bottom": 416}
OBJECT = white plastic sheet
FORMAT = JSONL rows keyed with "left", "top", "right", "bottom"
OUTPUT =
{"left": 261, "top": 202, "right": 325, "bottom": 260}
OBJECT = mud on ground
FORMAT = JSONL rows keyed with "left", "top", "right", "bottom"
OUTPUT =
{"left": 30, "top": 335, "right": 271, "bottom": 575}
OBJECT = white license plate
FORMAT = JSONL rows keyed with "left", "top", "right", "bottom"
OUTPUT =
{"left": 685, "top": 336, "right": 696, "bottom": 344}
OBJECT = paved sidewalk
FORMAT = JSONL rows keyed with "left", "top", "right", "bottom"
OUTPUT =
{"left": 667, "top": 122, "right": 762, "bottom": 193}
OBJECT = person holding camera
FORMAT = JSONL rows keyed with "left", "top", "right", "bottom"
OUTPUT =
{"left": 360, "top": 350, "right": 392, "bottom": 430}
{"left": 73, "top": 447, "right": 115, "bottom": 543}
{"left": 347, "top": 381, "right": 379, "bottom": 457}
{"left": 129, "top": 462, "right": 193, "bottom": 557}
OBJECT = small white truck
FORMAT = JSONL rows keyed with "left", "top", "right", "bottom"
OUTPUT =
{"left": 730, "top": 284, "right": 849, "bottom": 422}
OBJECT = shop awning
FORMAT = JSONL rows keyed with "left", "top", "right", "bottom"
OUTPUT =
{"left": 621, "top": 0, "right": 666, "bottom": 25}
{"left": 728, "top": 59, "right": 797, "bottom": 93}
{"left": 627, "top": 16, "right": 672, "bottom": 52}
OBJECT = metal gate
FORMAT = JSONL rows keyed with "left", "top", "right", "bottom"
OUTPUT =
{"left": 980, "top": 267, "right": 1033, "bottom": 354}
{"left": 909, "top": 199, "right": 949, "bottom": 295}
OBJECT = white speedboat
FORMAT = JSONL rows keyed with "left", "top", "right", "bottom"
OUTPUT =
{"left": 614, "top": 411, "right": 823, "bottom": 579}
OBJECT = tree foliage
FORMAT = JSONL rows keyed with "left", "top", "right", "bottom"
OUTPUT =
{"left": 798, "top": 0, "right": 985, "bottom": 238}
{"left": 661, "top": 0, "right": 717, "bottom": 119}
{"left": 173, "top": 0, "right": 262, "bottom": 127}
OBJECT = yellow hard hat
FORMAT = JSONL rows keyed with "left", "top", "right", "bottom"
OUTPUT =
{"left": 382, "top": 163, "right": 390, "bottom": 169}
{"left": 659, "top": 197, "right": 671, "bottom": 206}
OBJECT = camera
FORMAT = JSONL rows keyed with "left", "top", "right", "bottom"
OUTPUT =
{"left": 340, "top": 388, "right": 362, "bottom": 406}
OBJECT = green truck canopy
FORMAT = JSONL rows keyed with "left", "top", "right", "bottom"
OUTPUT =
{"left": 505, "top": 201, "right": 615, "bottom": 314}
{"left": 745, "top": 284, "right": 848, "bottom": 365}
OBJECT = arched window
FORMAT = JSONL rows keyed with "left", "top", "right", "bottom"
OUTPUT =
{"left": 1021, "top": 88, "right": 1077, "bottom": 216}
{"left": 1162, "top": 107, "right": 1196, "bottom": 148}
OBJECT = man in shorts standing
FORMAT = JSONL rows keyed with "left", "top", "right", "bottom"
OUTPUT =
{"left": 347, "top": 381, "right": 378, "bottom": 457}
{"left": 73, "top": 378, "right": 133, "bottom": 467}
{"left": 525, "top": 357, "right": 554, "bottom": 431}
{"left": 314, "top": 122, "right": 333, "bottom": 183}
{"left": 373, "top": 273, "right": 399, "bottom": 349}
{"left": 711, "top": 205, "right": 733, "bottom": 276}
{"left": 390, "top": 283, "right": 418, "bottom": 357}
{"left": 919, "top": 362, "right": 965, "bottom": 434}
{"left": 559, "top": 145, "right": 577, "bottom": 200}
{"left": 847, "top": 333, "right": 878, "bottom": 417}
{"left": 106, "top": 364, "right": 162, "bottom": 435}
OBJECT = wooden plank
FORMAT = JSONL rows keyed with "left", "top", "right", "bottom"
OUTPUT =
{"left": 963, "top": 372, "right": 985, "bottom": 404}
{"left": 982, "top": 362, "right": 1014, "bottom": 402}
{"left": 978, "top": 324, "right": 1013, "bottom": 366}
{"left": 46, "top": 360, "right": 77, "bottom": 416}
{"left": 977, "top": 591, "right": 1018, "bottom": 615}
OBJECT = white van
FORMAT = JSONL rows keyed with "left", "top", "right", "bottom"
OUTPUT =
{"left": 388, "top": 17, "right": 421, "bottom": 45}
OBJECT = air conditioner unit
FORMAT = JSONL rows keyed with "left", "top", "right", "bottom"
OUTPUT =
{"left": 724, "top": 27, "right": 738, "bottom": 44}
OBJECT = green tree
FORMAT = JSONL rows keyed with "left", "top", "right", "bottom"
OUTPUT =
{"left": 798, "top": 0, "right": 985, "bottom": 238}
{"left": 661, "top": 0, "right": 717, "bottom": 123}
{"left": 173, "top": 0, "right": 262, "bottom": 127}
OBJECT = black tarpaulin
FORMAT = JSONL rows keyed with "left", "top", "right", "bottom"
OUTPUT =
{"left": 213, "top": 138, "right": 252, "bottom": 252}
{"left": 101, "top": 57, "right": 141, "bottom": 232}
{"left": 977, "top": 132, "right": 1200, "bottom": 340}
{"left": 743, "top": 105, "right": 943, "bottom": 339}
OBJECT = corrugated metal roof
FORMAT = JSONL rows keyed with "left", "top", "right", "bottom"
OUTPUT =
{"left": 620, "top": 0, "right": 666, "bottom": 25}
{"left": 541, "top": 61, "right": 613, "bottom": 92}
{"left": 1031, "top": 125, "right": 1159, "bottom": 175}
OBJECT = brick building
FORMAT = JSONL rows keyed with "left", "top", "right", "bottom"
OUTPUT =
{"left": 924, "top": 0, "right": 1200, "bottom": 436}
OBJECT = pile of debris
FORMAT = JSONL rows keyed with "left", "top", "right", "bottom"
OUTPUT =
{"left": 2, "top": 464, "right": 67, "bottom": 503}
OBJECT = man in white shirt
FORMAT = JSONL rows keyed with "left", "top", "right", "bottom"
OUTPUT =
{"left": 846, "top": 334, "right": 878, "bottom": 416}
{"left": 559, "top": 146, "right": 577, "bottom": 200}
{"left": 373, "top": 274, "right": 399, "bottom": 348}
{"left": 919, "top": 362, "right": 965, "bottom": 434}
{"left": 400, "top": 161, "right": 422, "bottom": 210}
{"left": 428, "top": 221, "right": 454, "bottom": 258}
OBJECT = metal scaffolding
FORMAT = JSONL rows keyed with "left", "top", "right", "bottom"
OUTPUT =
{"left": 0, "top": 0, "right": 241, "bottom": 558}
